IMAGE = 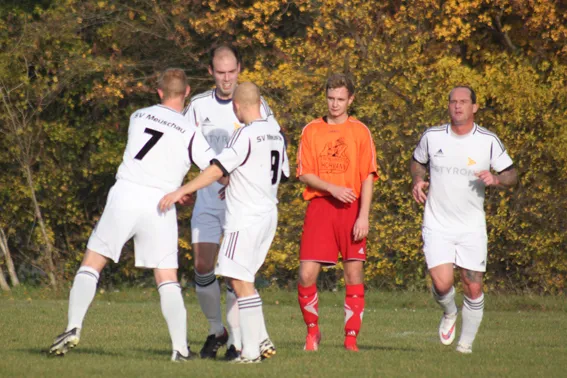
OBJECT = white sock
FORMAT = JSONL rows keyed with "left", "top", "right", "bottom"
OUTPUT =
{"left": 432, "top": 285, "right": 458, "bottom": 315}
{"left": 238, "top": 293, "right": 263, "bottom": 360}
{"left": 256, "top": 290, "right": 269, "bottom": 342}
{"left": 158, "top": 281, "right": 189, "bottom": 356}
{"left": 195, "top": 270, "right": 224, "bottom": 336}
{"left": 226, "top": 286, "right": 242, "bottom": 350}
{"left": 67, "top": 266, "right": 99, "bottom": 331}
{"left": 459, "top": 294, "right": 484, "bottom": 346}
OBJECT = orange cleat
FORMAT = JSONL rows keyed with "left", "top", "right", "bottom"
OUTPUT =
{"left": 303, "top": 331, "right": 322, "bottom": 351}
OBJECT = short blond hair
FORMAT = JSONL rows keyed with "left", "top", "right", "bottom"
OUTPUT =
{"left": 157, "top": 68, "right": 187, "bottom": 100}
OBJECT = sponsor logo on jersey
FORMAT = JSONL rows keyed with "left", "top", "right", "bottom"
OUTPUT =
{"left": 480, "top": 260, "right": 486, "bottom": 266}
{"left": 319, "top": 137, "right": 350, "bottom": 173}
{"left": 430, "top": 164, "right": 476, "bottom": 177}
{"left": 435, "top": 148, "right": 444, "bottom": 157}
{"left": 467, "top": 157, "right": 477, "bottom": 166}
{"left": 358, "top": 247, "right": 365, "bottom": 255}
{"left": 234, "top": 122, "right": 242, "bottom": 130}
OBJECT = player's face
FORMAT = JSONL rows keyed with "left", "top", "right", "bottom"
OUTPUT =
{"left": 448, "top": 88, "right": 478, "bottom": 126}
{"left": 209, "top": 54, "right": 240, "bottom": 100}
{"left": 326, "top": 87, "right": 353, "bottom": 119}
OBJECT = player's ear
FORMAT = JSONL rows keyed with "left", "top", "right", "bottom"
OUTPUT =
{"left": 472, "top": 103, "right": 479, "bottom": 114}
{"left": 157, "top": 88, "right": 164, "bottom": 100}
{"left": 348, "top": 94, "right": 355, "bottom": 106}
{"left": 208, "top": 65, "right": 213, "bottom": 76}
{"left": 237, "top": 62, "right": 241, "bottom": 73}
{"left": 185, "top": 85, "right": 191, "bottom": 99}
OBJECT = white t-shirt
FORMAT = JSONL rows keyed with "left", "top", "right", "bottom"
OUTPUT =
{"left": 413, "top": 123, "right": 513, "bottom": 231}
{"left": 212, "top": 116, "right": 289, "bottom": 232}
{"left": 183, "top": 89, "right": 273, "bottom": 210}
{"left": 116, "top": 104, "right": 214, "bottom": 192}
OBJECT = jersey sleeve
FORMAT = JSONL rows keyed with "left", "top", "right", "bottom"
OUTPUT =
{"left": 413, "top": 131, "right": 429, "bottom": 165}
{"left": 260, "top": 96, "right": 274, "bottom": 118}
{"left": 189, "top": 130, "right": 215, "bottom": 170}
{"left": 490, "top": 137, "right": 514, "bottom": 173}
{"left": 358, "top": 127, "right": 379, "bottom": 182}
{"left": 296, "top": 126, "right": 316, "bottom": 177}
{"left": 281, "top": 145, "right": 290, "bottom": 181}
{"left": 212, "top": 128, "right": 250, "bottom": 176}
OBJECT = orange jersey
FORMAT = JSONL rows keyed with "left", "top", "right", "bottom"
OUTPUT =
{"left": 297, "top": 116, "right": 378, "bottom": 201}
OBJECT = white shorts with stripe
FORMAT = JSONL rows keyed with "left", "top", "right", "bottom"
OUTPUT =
{"left": 422, "top": 226, "right": 488, "bottom": 272}
{"left": 86, "top": 179, "right": 179, "bottom": 269}
{"left": 215, "top": 209, "right": 277, "bottom": 282}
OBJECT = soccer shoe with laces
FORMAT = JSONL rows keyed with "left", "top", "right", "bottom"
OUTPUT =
{"left": 231, "top": 355, "right": 262, "bottom": 364}
{"left": 259, "top": 338, "right": 276, "bottom": 360}
{"left": 200, "top": 327, "right": 229, "bottom": 359}
{"left": 171, "top": 349, "right": 197, "bottom": 362}
{"left": 224, "top": 344, "right": 241, "bottom": 361}
{"left": 303, "top": 331, "right": 321, "bottom": 351}
{"left": 456, "top": 343, "right": 473, "bottom": 354}
{"left": 438, "top": 312, "right": 458, "bottom": 346}
{"left": 49, "top": 327, "right": 81, "bottom": 356}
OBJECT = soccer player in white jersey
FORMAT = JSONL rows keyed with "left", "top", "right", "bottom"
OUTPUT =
{"left": 182, "top": 44, "right": 273, "bottom": 360}
{"left": 160, "top": 82, "right": 289, "bottom": 363}
{"left": 410, "top": 86, "right": 518, "bottom": 354}
{"left": 49, "top": 69, "right": 215, "bottom": 361}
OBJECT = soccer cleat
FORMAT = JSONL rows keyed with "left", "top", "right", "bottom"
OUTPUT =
{"left": 438, "top": 312, "right": 458, "bottom": 346}
{"left": 200, "top": 328, "right": 229, "bottom": 359}
{"left": 259, "top": 338, "right": 276, "bottom": 360}
{"left": 456, "top": 343, "right": 473, "bottom": 354}
{"left": 171, "top": 349, "right": 197, "bottom": 362}
{"left": 231, "top": 355, "right": 262, "bottom": 364}
{"left": 49, "top": 328, "right": 81, "bottom": 356}
{"left": 344, "top": 337, "right": 359, "bottom": 352}
{"left": 303, "top": 331, "right": 321, "bottom": 351}
{"left": 224, "top": 344, "right": 241, "bottom": 361}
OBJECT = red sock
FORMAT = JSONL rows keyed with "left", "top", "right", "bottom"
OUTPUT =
{"left": 298, "top": 284, "right": 319, "bottom": 335}
{"left": 344, "top": 284, "right": 365, "bottom": 343}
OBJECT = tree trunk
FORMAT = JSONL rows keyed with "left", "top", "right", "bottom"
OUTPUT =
{"left": 0, "top": 265, "right": 10, "bottom": 291}
{"left": 0, "top": 228, "right": 19, "bottom": 286}
{"left": 23, "top": 164, "right": 57, "bottom": 287}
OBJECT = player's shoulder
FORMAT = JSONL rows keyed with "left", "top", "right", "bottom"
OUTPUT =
{"left": 347, "top": 117, "right": 373, "bottom": 132}
{"left": 474, "top": 124, "right": 505, "bottom": 148}
{"left": 301, "top": 117, "right": 325, "bottom": 135}
{"left": 420, "top": 124, "right": 449, "bottom": 139}
{"left": 183, "top": 90, "right": 214, "bottom": 114}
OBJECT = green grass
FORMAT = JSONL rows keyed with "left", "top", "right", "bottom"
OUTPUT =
{"left": 1, "top": 288, "right": 566, "bottom": 377}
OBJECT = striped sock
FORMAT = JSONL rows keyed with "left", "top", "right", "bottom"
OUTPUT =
{"left": 238, "top": 293, "right": 264, "bottom": 360}
{"left": 459, "top": 293, "right": 485, "bottom": 347}
{"left": 195, "top": 270, "right": 224, "bottom": 336}
{"left": 67, "top": 266, "right": 99, "bottom": 331}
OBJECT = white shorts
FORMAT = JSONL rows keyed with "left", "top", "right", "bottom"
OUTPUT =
{"left": 215, "top": 210, "right": 277, "bottom": 282}
{"left": 86, "top": 180, "right": 179, "bottom": 269}
{"left": 191, "top": 202, "right": 225, "bottom": 244}
{"left": 422, "top": 226, "right": 488, "bottom": 272}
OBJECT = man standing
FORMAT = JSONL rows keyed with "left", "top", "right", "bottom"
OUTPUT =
{"left": 183, "top": 44, "right": 272, "bottom": 360}
{"left": 410, "top": 86, "right": 518, "bottom": 354}
{"left": 296, "top": 73, "right": 378, "bottom": 352}
{"left": 160, "top": 82, "right": 289, "bottom": 363}
{"left": 49, "top": 69, "right": 214, "bottom": 361}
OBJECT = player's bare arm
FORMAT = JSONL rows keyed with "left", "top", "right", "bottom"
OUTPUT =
{"left": 299, "top": 173, "right": 357, "bottom": 203}
{"left": 159, "top": 164, "right": 224, "bottom": 212}
{"left": 475, "top": 167, "right": 518, "bottom": 188}
{"left": 353, "top": 174, "right": 374, "bottom": 241}
{"left": 410, "top": 159, "right": 429, "bottom": 204}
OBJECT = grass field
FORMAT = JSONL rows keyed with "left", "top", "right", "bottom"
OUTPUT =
{"left": 1, "top": 287, "right": 566, "bottom": 377}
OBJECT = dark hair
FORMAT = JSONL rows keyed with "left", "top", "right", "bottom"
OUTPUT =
{"left": 325, "top": 73, "right": 355, "bottom": 96}
{"left": 449, "top": 86, "right": 477, "bottom": 104}
{"left": 208, "top": 43, "right": 241, "bottom": 70}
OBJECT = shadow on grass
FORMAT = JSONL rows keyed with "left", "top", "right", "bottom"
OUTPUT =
{"left": 21, "top": 347, "right": 129, "bottom": 358}
{"left": 275, "top": 340, "right": 420, "bottom": 352}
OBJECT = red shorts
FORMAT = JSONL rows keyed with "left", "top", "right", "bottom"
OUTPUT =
{"left": 299, "top": 196, "right": 366, "bottom": 265}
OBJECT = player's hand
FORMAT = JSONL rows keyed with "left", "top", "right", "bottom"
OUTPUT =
{"left": 178, "top": 194, "right": 195, "bottom": 207}
{"left": 159, "top": 189, "right": 185, "bottom": 212}
{"left": 327, "top": 184, "right": 357, "bottom": 203}
{"left": 353, "top": 216, "right": 369, "bottom": 242}
{"left": 218, "top": 185, "right": 227, "bottom": 201}
{"left": 476, "top": 170, "right": 500, "bottom": 186}
{"left": 411, "top": 178, "right": 429, "bottom": 204}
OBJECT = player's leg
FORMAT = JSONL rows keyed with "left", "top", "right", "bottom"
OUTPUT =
{"left": 423, "top": 227, "right": 459, "bottom": 346}
{"left": 231, "top": 278, "right": 263, "bottom": 363}
{"left": 454, "top": 230, "right": 487, "bottom": 353}
{"left": 343, "top": 261, "right": 364, "bottom": 351}
{"left": 224, "top": 280, "right": 241, "bottom": 360}
{"left": 154, "top": 268, "right": 194, "bottom": 361}
{"left": 50, "top": 249, "right": 107, "bottom": 355}
{"left": 191, "top": 209, "right": 227, "bottom": 358}
{"left": 298, "top": 197, "right": 339, "bottom": 351}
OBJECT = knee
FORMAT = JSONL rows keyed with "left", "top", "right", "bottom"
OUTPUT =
{"left": 432, "top": 280, "right": 453, "bottom": 296}
{"left": 299, "top": 269, "right": 317, "bottom": 287}
{"left": 194, "top": 260, "right": 214, "bottom": 274}
{"left": 464, "top": 283, "right": 483, "bottom": 299}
